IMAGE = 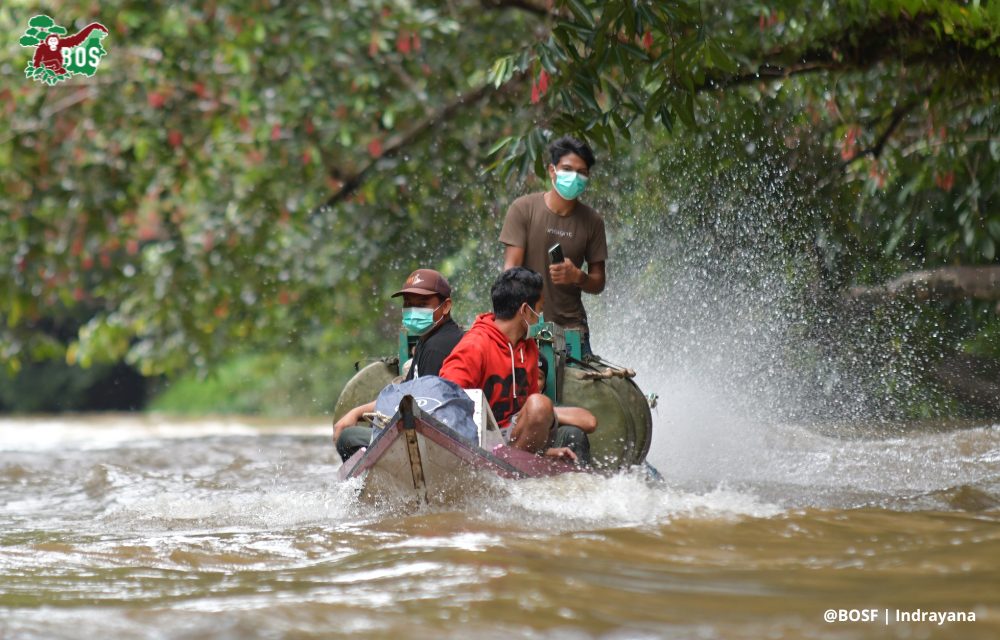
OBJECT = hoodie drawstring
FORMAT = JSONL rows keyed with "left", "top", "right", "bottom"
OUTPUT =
{"left": 507, "top": 342, "right": 517, "bottom": 399}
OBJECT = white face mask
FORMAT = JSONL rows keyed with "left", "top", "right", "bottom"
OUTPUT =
{"left": 522, "top": 304, "right": 540, "bottom": 333}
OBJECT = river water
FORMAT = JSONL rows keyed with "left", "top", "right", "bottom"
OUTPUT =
{"left": 1, "top": 414, "right": 998, "bottom": 639}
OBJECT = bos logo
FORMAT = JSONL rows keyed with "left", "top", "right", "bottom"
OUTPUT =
{"left": 413, "top": 397, "right": 443, "bottom": 412}
{"left": 19, "top": 15, "right": 109, "bottom": 86}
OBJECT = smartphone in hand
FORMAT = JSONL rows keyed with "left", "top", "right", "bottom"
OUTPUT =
{"left": 548, "top": 243, "right": 564, "bottom": 265}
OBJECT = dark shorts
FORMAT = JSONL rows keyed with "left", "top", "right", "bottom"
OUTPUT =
{"left": 335, "top": 425, "right": 373, "bottom": 462}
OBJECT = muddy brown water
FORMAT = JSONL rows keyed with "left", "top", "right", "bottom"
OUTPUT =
{"left": 1, "top": 414, "right": 998, "bottom": 639}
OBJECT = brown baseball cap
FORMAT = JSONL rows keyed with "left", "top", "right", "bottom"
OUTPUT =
{"left": 391, "top": 269, "right": 452, "bottom": 299}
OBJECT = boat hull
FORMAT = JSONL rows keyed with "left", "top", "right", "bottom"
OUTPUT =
{"left": 338, "top": 396, "right": 581, "bottom": 506}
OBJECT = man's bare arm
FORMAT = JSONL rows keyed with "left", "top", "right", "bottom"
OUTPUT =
{"left": 333, "top": 400, "right": 376, "bottom": 441}
{"left": 554, "top": 406, "right": 597, "bottom": 433}
{"left": 503, "top": 244, "right": 525, "bottom": 270}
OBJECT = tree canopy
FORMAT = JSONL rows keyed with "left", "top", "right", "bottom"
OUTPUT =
{"left": 2, "top": 0, "right": 999, "bottom": 415}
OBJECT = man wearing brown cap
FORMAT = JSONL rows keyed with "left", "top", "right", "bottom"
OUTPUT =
{"left": 333, "top": 268, "right": 464, "bottom": 461}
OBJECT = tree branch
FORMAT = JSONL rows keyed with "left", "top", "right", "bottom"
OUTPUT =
{"left": 478, "top": 0, "right": 551, "bottom": 17}
{"left": 847, "top": 266, "right": 1000, "bottom": 304}
{"left": 707, "top": 13, "right": 1000, "bottom": 92}
{"left": 844, "top": 93, "right": 928, "bottom": 165}
{"left": 309, "top": 81, "right": 501, "bottom": 218}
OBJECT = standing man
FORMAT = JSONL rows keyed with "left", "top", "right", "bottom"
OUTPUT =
{"left": 438, "top": 267, "right": 596, "bottom": 464}
{"left": 500, "top": 135, "right": 607, "bottom": 356}
{"left": 333, "top": 268, "right": 463, "bottom": 461}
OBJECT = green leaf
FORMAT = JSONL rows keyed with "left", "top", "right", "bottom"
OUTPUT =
{"left": 618, "top": 42, "right": 650, "bottom": 62}
{"left": 526, "top": 128, "right": 542, "bottom": 166}
{"left": 611, "top": 111, "right": 631, "bottom": 140}
{"left": 555, "top": 20, "right": 594, "bottom": 39}
{"left": 571, "top": 80, "right": 601, "bottom": 112}
{"left": 658, "top": 105, "right": 674, "bottom": 132}
{"left": 564, "top": 0, "right": 596, "bottom": 29}
{"left": 706, "top": 40, "right": 739, "bottom": 73}
{"left": 487, "top": 135, "right": 516, "bottom": 156}
{"left": 488, "top": 55, "right": 513, "bottom": 88}
{"left": 20, "top": 36, "right": 39, "bottom": 47}
{"left": 982, "top": 237, "right": 996, "bottom": 260}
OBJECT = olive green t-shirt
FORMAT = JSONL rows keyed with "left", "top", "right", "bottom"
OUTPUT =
{"left": 499, "top": 192, "right": 607, "bottom": 329}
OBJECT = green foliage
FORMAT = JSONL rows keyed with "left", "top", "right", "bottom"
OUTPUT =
{"left": 149, "top": 351, "right": 363, "bottom": 416}
{"left": 0, "top": 1, "right": 532, "bottom": 379}
{"left": 486, "top": 0, "right": 1000, "bottom": 269}
{"left": 0, "top": 0, "right": 997, "bottom": 418}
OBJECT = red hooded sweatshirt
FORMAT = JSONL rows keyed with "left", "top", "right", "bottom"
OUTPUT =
{"left": 438, "top": 313, "right": 539, "bottom": 428}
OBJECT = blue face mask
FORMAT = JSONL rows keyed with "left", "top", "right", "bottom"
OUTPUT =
{"left": 553, "top": 170, "right": 589, "bottom": 200}
{"left": 402, "top": 303, "right": 442, "bottom": 336}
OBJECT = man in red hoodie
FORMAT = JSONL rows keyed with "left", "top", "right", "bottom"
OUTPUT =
{"left": 439, "top": 267, "right": 596, "bottom": 462}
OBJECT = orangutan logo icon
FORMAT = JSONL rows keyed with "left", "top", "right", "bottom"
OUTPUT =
{"left": 19, "top": 15, "right": 109, "bottom": 86}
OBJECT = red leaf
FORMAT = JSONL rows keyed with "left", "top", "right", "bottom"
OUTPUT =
{"left": 369, "top": 31, "right": 380, "bottom": 57}
{"left": 147, "top": 91, "right": 166, "bottom": 109}
{"left": 642, "top": 32, "right": 653, "bottom": 51}
{"left": 126, "top": 239, "right": 139, "bottom": 255}
{"left": 530, "top": 82, "right": 540, "bottom": 104}
{"left": 396, "top": 30, "right": 411, "bottom": 55}
{"left": 538, "top": 69, "right": 549, "bottom": 94}
{"left": 301, "top": 149, "right": 312, "bottom": 165}
{"left": 304, "top": 117, "right": 315, "bottom": 135}
{"left": 81, "top": 256, "right": 94, "bottom": 271}
{"left": 271, "top": 124, "right": 281, "bottom": 141}
{"left": 935, "top": 171, "right": 955, "bottom": 191}
{"left": 168, "top": 130, "right": 183, "bottom": 148}
{"left": 368, "top": 138, "right": 383, "bottom": 158}
{"left": 192, "top": 82, "right": 207, "bottom": 99}
{"left": 239, "top": 116, "right": 252, "bottom": 133}
{"left": 825, "top": 98, "right": 840, "bottom": 119}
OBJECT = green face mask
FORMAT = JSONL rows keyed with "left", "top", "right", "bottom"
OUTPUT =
{"left": 553, "top": 170, "right": 589, "bottom": 200}
{"left": 402, "top": 303, "right": 441, "bottom": 336}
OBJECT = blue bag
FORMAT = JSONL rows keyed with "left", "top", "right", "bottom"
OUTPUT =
{"left": 374, "top": 375, "right": 478, "bottom": 445}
